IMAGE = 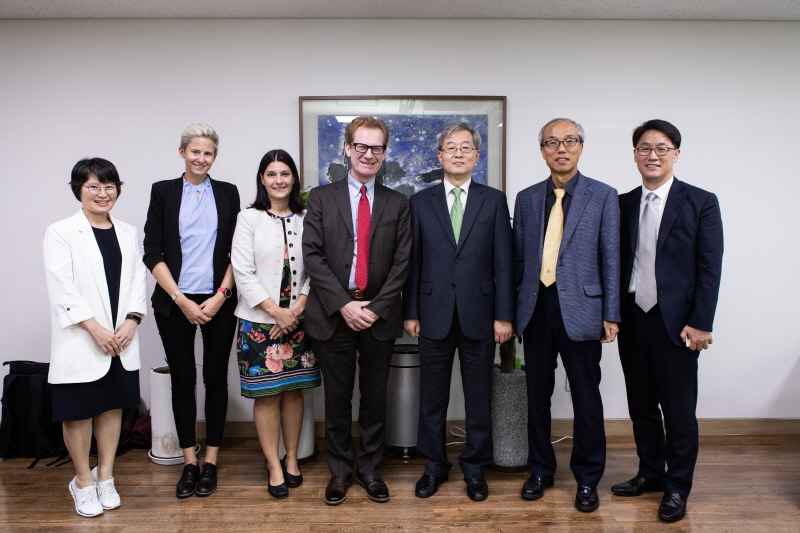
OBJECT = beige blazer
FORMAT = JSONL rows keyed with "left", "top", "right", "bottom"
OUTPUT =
{"left": 43, "top": 209, "right": 148, "bottom": 384}
{"left": 231, "top": 208, "right": 310, "bottom": 324}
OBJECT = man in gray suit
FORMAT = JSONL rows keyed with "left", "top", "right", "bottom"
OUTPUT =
{"left": 303, "top": 116, "right": 412, "bottom": 505}
{"left": 513, "top": 118, "right": 620, "bottom": 513}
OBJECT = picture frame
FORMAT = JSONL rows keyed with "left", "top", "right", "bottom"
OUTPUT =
{"left": 299, "top": 95, "right": 507, "bottom": 196}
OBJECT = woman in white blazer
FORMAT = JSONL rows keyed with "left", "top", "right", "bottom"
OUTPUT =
{"left": 43, "top": 158, "right": 147, "bottom": 518}
{"left": 231, "top": 149, "right": 320, "bottom": 499}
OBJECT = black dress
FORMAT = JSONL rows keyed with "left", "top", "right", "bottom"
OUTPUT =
{"left": 51, "top": 225, "right": 140, "bottom": 422}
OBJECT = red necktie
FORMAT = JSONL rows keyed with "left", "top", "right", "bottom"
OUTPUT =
{"left": 355, "top": 185, "right": 370, "bottom": 291}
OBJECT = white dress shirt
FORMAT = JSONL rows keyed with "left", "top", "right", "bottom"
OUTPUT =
{"left": 443, "top": 177, "right": 472, "bottom": 213}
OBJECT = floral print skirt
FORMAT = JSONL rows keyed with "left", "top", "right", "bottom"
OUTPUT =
{"left": 236, "top": 319, "right": 321, "bottom": 398}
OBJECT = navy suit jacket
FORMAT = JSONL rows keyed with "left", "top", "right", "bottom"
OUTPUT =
{"left": 619, "top": 178, "right": 723, "bottom": 346}
{"left": 403, "top": 181, "right": 514, "bottom": 340}
{"left": 514, "top": 172, "right": 621, "bottom": 341}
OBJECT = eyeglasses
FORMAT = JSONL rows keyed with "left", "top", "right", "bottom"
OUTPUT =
{"left": 636, "top": 146, "right": 677, "bottom": 156}
{"left": 440, "top": 146, "right": 477, "bottom": 154}
{"left": 83, "top": 184, "right": 118, "bottom": 195}
{"left": 541, "top": 138, "right": 582, "bottom": 150}
{"left": 351, "top": 143, "right": 386, "bottom": 155}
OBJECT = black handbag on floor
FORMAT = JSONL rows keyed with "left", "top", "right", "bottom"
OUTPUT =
{"left": 0, "top": 360, "right": 65, "bottom": 467}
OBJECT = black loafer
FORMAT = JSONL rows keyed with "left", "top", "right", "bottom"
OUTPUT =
{"left": 521, "top": 474, "right": 554, "bottom": 500}
{"left": 611, "top": 475, "right": 664, "bottom": 497}
{"left": 268, "top": 481, "right": 289, "bottom": 499}
{"left": 176, "top": 463, "right": 200, "bottom": 498}
{"left": 324, "top": 475, "right": 352, "bottom": 505}
{"left": 465, "top": 477, "right": 489, "bottom": 502}
{"left": 356, "top": 472, "right": 390, "bottom": 502}
{"left": 414, "top": 474, "right": 449, "bottom": 498}
{"left": 659, "top": 492, "right": 688, "bottom": 522}
{"left": 575, "top": 485, "right": 599, "bottom": 512}
{"left": 281, "top": 457, "right": 303, "bottom": 489}
{"left": 195, "top": 462, "right": 217, "bottom": 497}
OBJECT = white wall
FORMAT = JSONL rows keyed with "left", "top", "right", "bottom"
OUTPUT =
{"left": 2, "top": 19, "right": 798, "bottom": 423}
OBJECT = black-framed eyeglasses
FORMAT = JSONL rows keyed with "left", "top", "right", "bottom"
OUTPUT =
{"left": 83, "top": 184, "right": 118, "bottom": 195}
{"left": 351, "top": 143, "right": 386, "bottom": 155}
{"left": 440, "top": 146, "right": 477, "bottom": 154}
{"left": 541, "top": 138, "right": 582, "bottom": 150}
{"left": 636, "top": 146, "right": 677, "bottom": 156}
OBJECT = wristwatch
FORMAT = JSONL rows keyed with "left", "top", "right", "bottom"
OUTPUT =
{"left": 171, "top": 290, "right": 182, "bottom": 301}
{"left": 218, "top": 287, "right": 232, "bottom": 299}
{"left": 126, "top": 313, "right": 142, "bottom": 325}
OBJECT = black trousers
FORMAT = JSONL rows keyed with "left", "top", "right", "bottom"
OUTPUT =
{"left": 314, "top": 319, "right": 395, "bottom": 476}
{"left": 618, "top": 293, "right": 699, "bottom": 496}
{"left": 417, "top": 309, "right": 495, "bottom": 479}
{"left": 154, "top": 293, "right": 237, "bottom": 449}
{"left": 523, "top": 282, "right": 606, "bottom": 487}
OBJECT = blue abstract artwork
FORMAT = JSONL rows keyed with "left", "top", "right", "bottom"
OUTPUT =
{"left": 316, "top": 114, "right": 490, "bottom": 198}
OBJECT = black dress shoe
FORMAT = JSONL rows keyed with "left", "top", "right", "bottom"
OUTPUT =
{"left": 324, "top": 475, "right": 352, "bottom": 505}
{"left": 176, "top": 463, "right": 200, "bottom": 498}
{"left": 659, "top": 492, "right": 688, "bottom": 522}
{"left": 195, "top": 462, "right": 217, "bottom": 497}
{"left": 575, "top": 485, "right": 599, "bottom": 512}
{"left": 414, "top": 474, "right": 449, "bottom": 498}
{"left": 521, "top": 474, "right": 554, "bottom": 500}
{"left": 281, "top": 457, "right": 303, "bottom": 489}
{"left": 611, "top": 475, "right": 664, "bottom": 496}
{"left": 465, "top": 477, "right": 489, "bottom": 502}
{"left": 356, "top": 472, "right": 390, "bottom": 502}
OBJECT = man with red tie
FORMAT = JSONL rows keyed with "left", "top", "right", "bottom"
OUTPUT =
{"left": 303, "top": 116, "right": 412, "bottom": 505}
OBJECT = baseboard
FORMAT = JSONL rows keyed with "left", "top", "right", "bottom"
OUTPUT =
{"left": 204, "top": 418, "right": 800, "bottom": 439}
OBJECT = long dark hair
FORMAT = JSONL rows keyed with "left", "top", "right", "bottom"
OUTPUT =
{"left": 249, "top": 149, "right": 304, "bottom": 213}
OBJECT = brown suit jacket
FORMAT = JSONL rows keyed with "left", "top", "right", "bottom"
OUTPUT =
{"left": 302, "top": 178, "right": 412, "bottom": 341}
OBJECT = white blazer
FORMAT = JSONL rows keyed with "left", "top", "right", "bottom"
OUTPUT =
{"left": 231, "top": 208, "right": 311, "bottom": 324}
{"left": 43, "top": 209, "right": 148, "bottom": 384}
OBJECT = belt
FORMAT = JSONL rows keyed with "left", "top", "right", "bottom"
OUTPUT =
{"left": 347, "top": 289, "right": 366, "bottom": 300}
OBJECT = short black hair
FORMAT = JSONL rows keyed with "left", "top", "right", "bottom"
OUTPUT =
{"left": 632, "top": 119, "right": 681, "bottom": 149}
{"left": 69, "top": 158, "right": 123, "bottom": 200}
{"left": 249, "top": 149, "right": 304, "bottom": 214}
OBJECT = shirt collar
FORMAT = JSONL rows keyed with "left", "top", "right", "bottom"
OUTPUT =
{"left": 348, "top": 173, "right": 375, "bottom": 198}
{"left": 641, "top": 176, "right": 674, "bottom": 203}
{"left": 182, "top": 175, "right": 212, "bottom": 190}
{"left": 443, "top": 177, "right": 472, "bottom": 197}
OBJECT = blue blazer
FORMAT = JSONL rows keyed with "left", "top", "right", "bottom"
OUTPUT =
{"left": 403, "top": 182, "right": 514, "bottom": 341}
{"left": 514, "top": 172, "right": 621, "bottom": 341}
{"left": 619, "top": 178, "right": 723, "bottom": 346}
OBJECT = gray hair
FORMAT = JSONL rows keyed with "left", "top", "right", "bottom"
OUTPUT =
{"left": 180, "top": 123, "right": 219, "bottom": 155}
{"left": 437, "top": 122, "right": 482, "bottom": 151}
{"left": 538, "top": 118, "right": 585, "bottom": 145}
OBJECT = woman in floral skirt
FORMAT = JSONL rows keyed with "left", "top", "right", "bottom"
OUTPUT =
{"left": 231, "top": 149, "right": 320, "bottom": 499}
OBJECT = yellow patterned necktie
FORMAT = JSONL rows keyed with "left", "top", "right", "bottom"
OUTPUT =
{"left": 540, "top": 188, "right": 566, "bottom": 286}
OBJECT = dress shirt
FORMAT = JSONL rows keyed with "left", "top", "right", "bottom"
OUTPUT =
{"left": 629, "top": 176, "right": 674, "bottom": 293}
{"left": 443, "top": 177, "right": 472, "bottom": 213}
{"left": 543, "top": 172, "right": 579, "bottom": 233}
{"left": 177, "top": 176, "right": 218, "bottom": 294}
{"left": 347, "top": 173, "right": 375, "bottom": 290}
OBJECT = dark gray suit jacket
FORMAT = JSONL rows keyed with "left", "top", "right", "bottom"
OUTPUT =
{"left": 302, "top": 178, "right": 412, "bottom": 341}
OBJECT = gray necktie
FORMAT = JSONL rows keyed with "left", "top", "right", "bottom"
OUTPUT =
{"left": 635, "top": 192, "right": 660, "bottom": 312}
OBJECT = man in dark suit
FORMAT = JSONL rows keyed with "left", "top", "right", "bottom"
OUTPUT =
{"left": 613, "top": 119, "right": 723, "bottom": 522}
{"left": 302, "top": 116, "right": 412, "bottom": 505}
{"left": 403, "top": 122, "right": 513, "bottom": 502}
{"left": 514, "top": 118, "right": 620, "bottom": 513}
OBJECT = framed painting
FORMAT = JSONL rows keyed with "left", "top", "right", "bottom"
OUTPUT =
{"left": 299, "top": 96, "right": 507, "bottom": 196}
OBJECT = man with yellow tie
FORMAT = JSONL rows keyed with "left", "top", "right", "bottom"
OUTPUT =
{"left": 513, "top": 118, "right": 620, "bottom": 513}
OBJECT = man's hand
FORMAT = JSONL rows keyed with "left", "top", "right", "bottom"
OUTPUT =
{"left": 601, "top": 320, "right": 619, "bottom": 343}
{"left": 340, "top": 301, "right": 377, "bottom": 331}
{"left": 404, "top": 319, "right": 420, "bottom": 338}
{"left": 681, "top": 326, "right": 713, "bottom": 351}
{"left": 494, "top": 320, "right": 513, "bottom": 344}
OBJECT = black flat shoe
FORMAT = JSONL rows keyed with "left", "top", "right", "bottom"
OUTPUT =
{"left": 195, "top": 462, "right": 217, "bottom": 497}
{"left": 281, "top": 457, "right": 303, "bottom": 489}
{"left": 176, "top": 463, "right": 200, "bottom": 498}
{"left": 268, "top": 481, "right": 289, "bottom": 499}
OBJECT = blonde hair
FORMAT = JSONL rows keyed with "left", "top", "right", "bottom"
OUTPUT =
{"left": 180, "top": 123, "right": 219, "bottom": 155}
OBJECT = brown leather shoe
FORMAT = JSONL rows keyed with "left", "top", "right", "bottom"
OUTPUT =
{"left": 324, "top": 475, "right": 352, "bottom": 506}
{"left": 355, "top": 472, "right": 390, "bottom": 502}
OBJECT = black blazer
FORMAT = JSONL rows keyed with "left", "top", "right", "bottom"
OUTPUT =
{"left": 302, "top": 178, "right": 412, "bottom": 342}
{"left": 403, "top": 182, "right": 513, "bottom": 341}
{"left": 619, "top": 178, "right": 723, "bottom": 346}
{"left": 143, "top": 176, "right": 240, "bottom": 317}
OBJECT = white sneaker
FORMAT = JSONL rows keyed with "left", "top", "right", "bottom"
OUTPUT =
{"left": 91, "top": 466, "right": 121, "bottom": 510}
{"left": 68, "top": 477, "right": 104, "bottom": 517}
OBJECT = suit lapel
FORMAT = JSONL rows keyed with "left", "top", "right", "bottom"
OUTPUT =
{"left": 210, "top": 178, "right": 227, "bottom": 250}
{"left": 73, "top": 210, "right": 113, "bottom": 325}
{"left": 370, "top": 183, "right": 389, "bottom": 240}
{"left": 657, "top": 178, "right": 685, "bottom": 254}
{"left": 430, "top": 184, "right": 457, "bottom": 249}
{"left": 626, "top": 187, "right": 642, "bottom": 258}
{"left": 457, "top": 182, "right": 484, "bottom": 249}
{"left": 560, "top": 174, "right": 589, "bottom": 258}
{"left": 334, "top": 179, "right": 355, "bottom": 238}
{"left": 112, "top": 214, "right": 132, "bottom": 328}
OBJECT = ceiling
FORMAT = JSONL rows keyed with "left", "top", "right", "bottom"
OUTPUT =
{"left": 1, "top": 0, "right": 799, "bottom": 21}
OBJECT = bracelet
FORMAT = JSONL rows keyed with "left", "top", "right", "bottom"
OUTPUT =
{"left": 126, "top": 314, "right": 142, "bottom": 325}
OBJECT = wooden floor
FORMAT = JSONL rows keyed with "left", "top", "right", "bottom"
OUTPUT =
{"left": 1, "top": 434, "right": 799, "bottom": 532}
